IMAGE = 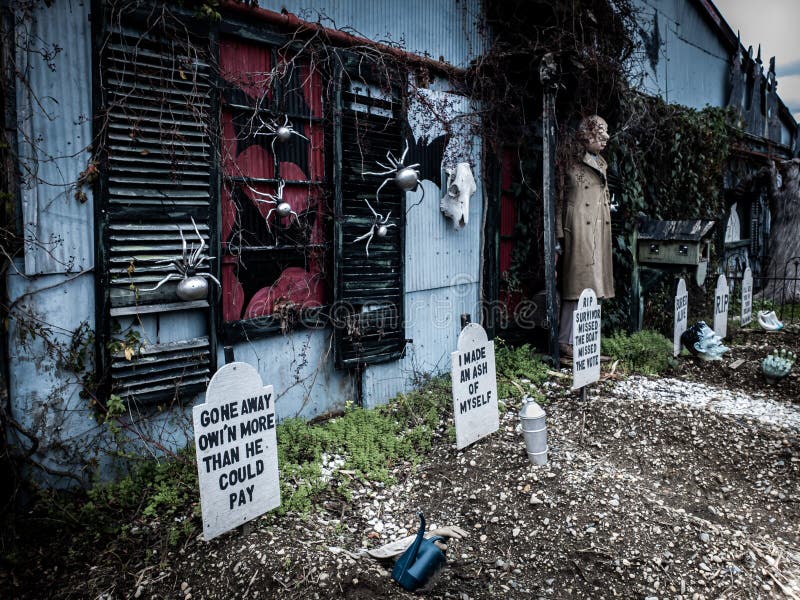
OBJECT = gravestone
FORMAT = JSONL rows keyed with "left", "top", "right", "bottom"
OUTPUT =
{"left": 193, "top": 362, "right": 280, "bottom": 541}
{"left": 741, "top": 267, "right": 753, "bottom": 327}
{"left": 713, "top": 274, "right": 729, "bottom": 339}
{"left": 451, "top": 323, "right": 499, "bottom": 450}
{"left": 572, "top": 288, "right": 601, "bottom": 390}
{"left": 673, "top": 278, "right": 688, "bottom": 357}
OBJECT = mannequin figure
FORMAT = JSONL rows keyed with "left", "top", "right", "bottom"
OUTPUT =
{"left": 556, "top": 115, "right": 614, "bottom": 356}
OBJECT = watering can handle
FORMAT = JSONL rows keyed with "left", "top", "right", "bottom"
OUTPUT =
{"left": 403, "top": 512, "right": 427, "bottom": 565}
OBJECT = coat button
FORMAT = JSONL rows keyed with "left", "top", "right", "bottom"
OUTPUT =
{"left": 586, "top": 221, "right": 591, "bottom": 225}
{"left": 584, "top": 185, "right": 589, "bottom": 189}
{"left": 585, "top": 202, "right": 590, "bottom": 207}
{"left": 605, "top": 221, "right": 610, "bottom": 224}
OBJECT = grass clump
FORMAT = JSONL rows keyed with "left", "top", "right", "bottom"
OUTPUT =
{"left": 494, "top": 340, "right": 550, "bottom": 401}
{"left": 276, "top": 376, "right": 452, "bottom": 514}
{"left": 601, "top": 330, "right": 674, "bottom": 375}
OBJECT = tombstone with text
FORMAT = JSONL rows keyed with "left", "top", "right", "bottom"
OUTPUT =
{"left": 713, "top": 274, "right": 729, "bottom": 339}
{"left": 451, "top": 323, "right": 499, "bottom": 450}
{"left": 673, "top": 278, "right": 688, "bottom": 357}
{"left": 741, "top": 267, "right": 753, "bottom": 327}
{"left": 193, "top": 362, "right": 280, "bottom": 541}
{"left": 572, "top": 288, "right": 601, "bottom": 390}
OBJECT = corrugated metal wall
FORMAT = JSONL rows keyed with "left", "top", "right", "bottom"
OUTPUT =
{"left": 7, "top": 0, "right": 484, "bottom": 482}
{"left": 259, "top": 0, "right": 485, "bottom": 69}
{"left": 15, "top": 0, "right": 94, "bottom": 275}
{"left": 633, "top": 0, "right": 730, "bottom": 109}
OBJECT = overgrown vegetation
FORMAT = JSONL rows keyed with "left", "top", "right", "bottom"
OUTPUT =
{"left": 601, "top": 329, "right": 674, "bottom": 375}
{"left": 2, "top": 345, "right": 551, "bottom": 567}
{"left": 495, "top": 340, "right": 550, "bottom": 402}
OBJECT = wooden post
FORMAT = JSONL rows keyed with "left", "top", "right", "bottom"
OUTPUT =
{"left": 540, "top": 54, "right": 560, "bottom": 366}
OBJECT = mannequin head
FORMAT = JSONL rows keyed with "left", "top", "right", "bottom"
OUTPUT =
{"left": 577, "top": 115, "right": 609, "bottom": 154}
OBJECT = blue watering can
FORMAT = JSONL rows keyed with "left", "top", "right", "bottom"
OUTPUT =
{"left": 392, "top": 513, "right": 446, "bottom": 591}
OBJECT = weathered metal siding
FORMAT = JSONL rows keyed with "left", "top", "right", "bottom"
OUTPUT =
{"left": 15, "top": 0, "right": 94, "bottom": 275}
{"left": 405, "top": 90, "right": 482, "bottom": 292}
{"left": 257, "top": 0, "right": 485, "bottom": 69}
{"left": 362, "top": 283, "right": 480, "bottom": 408}
{"left": 633, "top": 0, "right": 729, "bottom": 109}
{"left": 227, "top": 331, "right": 354, "bottom": 421}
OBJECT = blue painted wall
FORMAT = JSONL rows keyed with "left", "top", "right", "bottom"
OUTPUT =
{"left": 5, "top": 0, "right": 485, "bottom": 484}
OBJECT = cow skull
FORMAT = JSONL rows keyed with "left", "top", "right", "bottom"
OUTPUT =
{"left": 440, "top": 162, "right": 476, "bottom": 229}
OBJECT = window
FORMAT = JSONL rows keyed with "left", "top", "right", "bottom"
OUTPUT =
{"left": 218, "top": 36, "right": 328, "bottom": 340}
{"left": 96, "top": 7, "right": 216, "bottom": 405}
{"left": 96, "top": 6, "right": 409, "bottom": 406}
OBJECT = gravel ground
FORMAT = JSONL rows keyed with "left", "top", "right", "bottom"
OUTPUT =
{"left": 5, "top": 329, "right": 800, "bottom": 599}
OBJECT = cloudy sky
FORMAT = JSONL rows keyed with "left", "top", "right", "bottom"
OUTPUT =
{"left": 713, "top": 0, "right": 800, "bottom": 119}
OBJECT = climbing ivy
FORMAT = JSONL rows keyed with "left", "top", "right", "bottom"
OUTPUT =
{"left": 602, "top": 94, "right": 736, "bottom": 333}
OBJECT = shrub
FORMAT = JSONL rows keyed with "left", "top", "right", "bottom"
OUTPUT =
{"left": 601, "top": 330, "right": 673, "bottom": 375}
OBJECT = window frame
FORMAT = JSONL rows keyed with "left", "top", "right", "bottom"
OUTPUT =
{"left": 216, "top": 19, "right": 333, "bottom": 344}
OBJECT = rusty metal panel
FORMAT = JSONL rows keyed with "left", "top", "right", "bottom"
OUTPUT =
{"left": 261, "top": 0, "right": 485, "bottom": 69}
{"left": 15, "top": 1, "right": 94, "bottom": 275}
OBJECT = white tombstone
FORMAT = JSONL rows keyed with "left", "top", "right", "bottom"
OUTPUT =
{"left": 451, "top": 323, "right": 499, "bottom": 450}
{"left": 673, "top": 278, "right": 688, "bottom": 357}
{"left": 741, "top": 267, "right": 753, "bottom": 327}
{"left": 572, "top": 288, "right": 601, "bottom": 390}
{"left": 713, "top": 274, "right": 729, "bottom": 339}
{"left": 193, "top": 362, "right": 280, "bottom": 541}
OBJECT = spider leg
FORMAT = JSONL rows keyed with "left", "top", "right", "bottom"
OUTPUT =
{"left": 271, "top": 135, "right": 278, "bottom": 156}
{"left": 190, "top": 217, "right": 205, "bottom": 267}
{"left": 140, "top": 273, "right": 179, "bottom": 292}
{"left": 361, "top": 167, "right": 394, "bottom": 177}
{"left": 379, "top": 210, "right": 393, "bottom": 224}
{"left": 292, "top": 129, "right": 309, "bottom": 142}
{"left": 405, "top": 163, "right": 420, "bottom": 170}
{"left": 353, "top": 226, "right": 374, "bottom": 242}
{"left": 374, "top": 178, "right": 390, "bottom": 203}
{"left": 179, "top": 227, "right": 188, "bottom": 262}
{"left": 363, "top": 198, "right": 379, "bottom": 218}
{"left": 200, "top": 272, "right": 222, "bottom": 287}
{"left": 399, "top": 139, "right": 410, "bottom": 165}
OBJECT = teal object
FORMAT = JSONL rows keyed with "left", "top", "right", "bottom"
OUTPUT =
{"left": 392, "top": 513, "right": 446, "bottom": 591}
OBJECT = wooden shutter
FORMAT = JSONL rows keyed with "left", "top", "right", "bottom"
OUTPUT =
{"left": 97, "top": 9, "right": 216, "bottom": 405}
{"left": 333, "top": 56, "right": 406, "bottom": 368}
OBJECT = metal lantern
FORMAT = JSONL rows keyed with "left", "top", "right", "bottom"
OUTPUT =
{"left": 519, "top": 398, "right": 548, "bottom": 465}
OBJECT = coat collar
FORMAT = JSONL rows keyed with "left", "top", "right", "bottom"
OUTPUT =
{"left": 581, "top": 151, "right": 607, "bottom": 180}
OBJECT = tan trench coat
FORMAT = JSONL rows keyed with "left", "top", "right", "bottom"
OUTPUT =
{"left": 556, "top": 152, "right": 615, "bottom": 300}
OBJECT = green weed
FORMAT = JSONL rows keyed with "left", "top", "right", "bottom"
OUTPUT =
{"left": 601, "top": 330, "right": 674, "bottom": 375}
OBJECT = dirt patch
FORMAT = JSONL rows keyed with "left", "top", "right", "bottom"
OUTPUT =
{"left": 3, "top": 329, "right": 799, "bottom": 599}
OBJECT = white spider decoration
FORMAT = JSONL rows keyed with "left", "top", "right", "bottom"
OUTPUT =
{"left": 353, "top": 198, "right": 396, "bottom": 257}
{"left": 255, "top": 114, "right": 309, "bottom": 154}
{"left": 361, "top": 140, "right": 423, "bottom": 203}
{"left": 251, "top": 179, "right": 300, "bottom": 231}
{"left": 140, "top": 218, "right": 221, "bottom": 301}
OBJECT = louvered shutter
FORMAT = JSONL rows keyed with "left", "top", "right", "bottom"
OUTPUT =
{"left": 97, "top": 10, "right": 216, "bottom": 405}
{"left": 333, "top": 55, "right": 406, "bottom": 368}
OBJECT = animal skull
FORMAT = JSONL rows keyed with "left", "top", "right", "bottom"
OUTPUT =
{"left": 440, "top": 163, "right": 476, "bottom": 229}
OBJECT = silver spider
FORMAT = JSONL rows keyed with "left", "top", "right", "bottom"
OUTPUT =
{"left": 251, "top": 179, "right": 300, "bottom": 231}
{"left": 361, "top": 140, "right": 423, "bottom": 203}
{"left": 353, "top": 198, "right": 396, "bottom": 257}
{"left": 140, "top": 218, "right": 221, "bottom": 300}
{"left": 256, "top": 114, "right": 309, "bottom": 154}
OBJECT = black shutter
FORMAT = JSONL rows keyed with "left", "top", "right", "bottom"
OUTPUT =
{"left": 96, "top": 9, "right": 216, "bottom": 405}
{"left": 333, "top": 55, "right": 406, "bottom": 368}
